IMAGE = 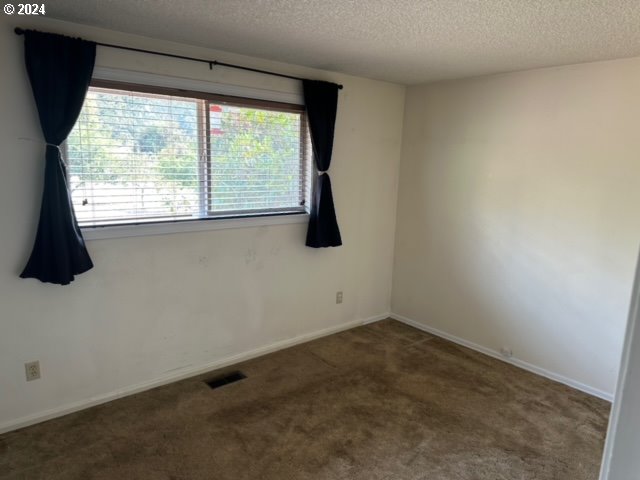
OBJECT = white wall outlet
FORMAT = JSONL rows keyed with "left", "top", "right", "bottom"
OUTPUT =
{"left": 25, "top": 361, "right": 40, "bottom": 381}
{"left": 336, "top": 291, "right": 343, "bottom": 304}
{"left": 500, "top": 347, "right": 513, "bottom": 358}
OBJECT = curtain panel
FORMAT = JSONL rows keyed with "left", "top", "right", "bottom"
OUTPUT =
{"left": 303, "top": 80, "right": 342, "bottom": 248}
{"left": 19, "top": 30, "right": 96, "bottom": 285}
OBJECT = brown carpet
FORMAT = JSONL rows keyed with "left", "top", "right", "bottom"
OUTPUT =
{"left": 0, "top": 319, "right": 609, "bottom": 479}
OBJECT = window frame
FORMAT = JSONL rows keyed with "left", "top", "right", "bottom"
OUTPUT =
{"left": 69, "top": 73, "right": 313, "bottom": 240}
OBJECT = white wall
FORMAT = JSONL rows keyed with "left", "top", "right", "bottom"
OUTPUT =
{"left": 0, "top": 16, "right": 405, "bottom": 431}
{"left": 392, "top": 57, "right": 640, "bottom": 397}
{"left": 600, "top": 250, "right": 640, "bottom": 479}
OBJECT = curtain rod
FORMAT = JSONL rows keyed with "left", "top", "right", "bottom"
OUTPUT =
{"left": 14, "top": 27, "right": 343, "bottom": 89}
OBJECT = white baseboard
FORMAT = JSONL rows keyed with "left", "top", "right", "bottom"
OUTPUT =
{"left": 389, "top": 313, "right": 614, "bottom": 402}
{"left": 7, "top": 311, "right": 606, "bottom": 433}
{"left": 362, "top": 313, "right": 390, "bottom": 325}
{"left": 0, "top": 312, "right": 390, "bottom": 435}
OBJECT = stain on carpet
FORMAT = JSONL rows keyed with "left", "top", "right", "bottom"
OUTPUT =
{"left": 0, "top": 319, "right": 610, "bottom": 479}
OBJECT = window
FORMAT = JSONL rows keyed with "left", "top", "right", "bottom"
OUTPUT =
{"left": 66, "top": 80, "right": 312, "bottom": 228}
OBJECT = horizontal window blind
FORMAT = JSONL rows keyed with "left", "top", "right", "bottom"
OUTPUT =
{"left": 66, "top": 81, "right": 312, "bottom": 227}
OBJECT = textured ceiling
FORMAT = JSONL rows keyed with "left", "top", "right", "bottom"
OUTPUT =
{"left": 46, "top": 0, "right": 640, "bottom": 84}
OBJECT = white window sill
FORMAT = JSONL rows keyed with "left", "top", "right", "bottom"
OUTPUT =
{"left": 81, "top": 213, "right": 309, "bottom": 241}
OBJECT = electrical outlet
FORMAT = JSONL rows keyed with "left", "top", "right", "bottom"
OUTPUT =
{"left": 500, "top": 347, "right": 513, "bottom": 358}
{"left": 336, "top": 291, "right": 343, "bottom": 304}
{"left": 25, "top": 361, "right": 40, "bottom": 381}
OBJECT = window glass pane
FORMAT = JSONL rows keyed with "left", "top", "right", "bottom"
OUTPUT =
{"left": 65, "top": 82, "right": 310, "bottom": 228}
{"left": 67, "top": 88, "right": 201, "bottom": 225}
{"left": 209, "top": 104, "right": 303, "bottom": 213}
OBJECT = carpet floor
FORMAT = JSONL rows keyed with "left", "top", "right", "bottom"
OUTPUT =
{"left": 0, "top": 319, "right": 610, "bottom": 479}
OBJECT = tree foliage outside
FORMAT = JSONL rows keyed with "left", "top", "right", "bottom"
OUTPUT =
{"left": 210, "top": 106, "right": 302, "bottom": 212}
{"left": 66, "top": 88, "right": 304, "bottom": 225}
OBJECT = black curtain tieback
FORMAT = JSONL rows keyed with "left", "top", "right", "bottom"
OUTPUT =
{"left": 45, "top": 143, "right": 67, "bottom": 166}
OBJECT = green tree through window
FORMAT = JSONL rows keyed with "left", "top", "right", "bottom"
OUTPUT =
{"left": 66, "top": 82, "right": 310, "bottom": 226}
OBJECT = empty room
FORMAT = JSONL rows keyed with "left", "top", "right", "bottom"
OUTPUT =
{"left": 1, "top": 1, "right": 640, "bottom": 479}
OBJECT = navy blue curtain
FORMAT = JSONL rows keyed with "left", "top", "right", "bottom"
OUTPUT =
{"left": 303, "top": 80, "right": 342, "bottom": 247}
{"left": 20, "top": 30, "right": 96, "bottom": 285}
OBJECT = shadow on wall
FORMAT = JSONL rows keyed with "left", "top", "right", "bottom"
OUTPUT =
{"left": 405, "top": 140, "right": 628, "bottom": 393}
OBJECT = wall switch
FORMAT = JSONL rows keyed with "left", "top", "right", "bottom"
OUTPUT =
{"left": 25, "top": 361, "right": 40, "bottom": 381}
{"left": 336, "top": 291, "right": 343, "bottom": 304}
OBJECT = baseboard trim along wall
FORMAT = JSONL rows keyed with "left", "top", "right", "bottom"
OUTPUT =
{"left": 0, "top": 312, "right": 390, "bottom": 435}
{"left": 389, "top": 313, "right": 614, "bottom": 402}
{"left": 1, "top": 310, "right": 611, "bottom": 434}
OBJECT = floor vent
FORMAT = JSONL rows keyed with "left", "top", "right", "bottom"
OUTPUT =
{"left": 205, "top": 371, "right": 247, "bottom": 390}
